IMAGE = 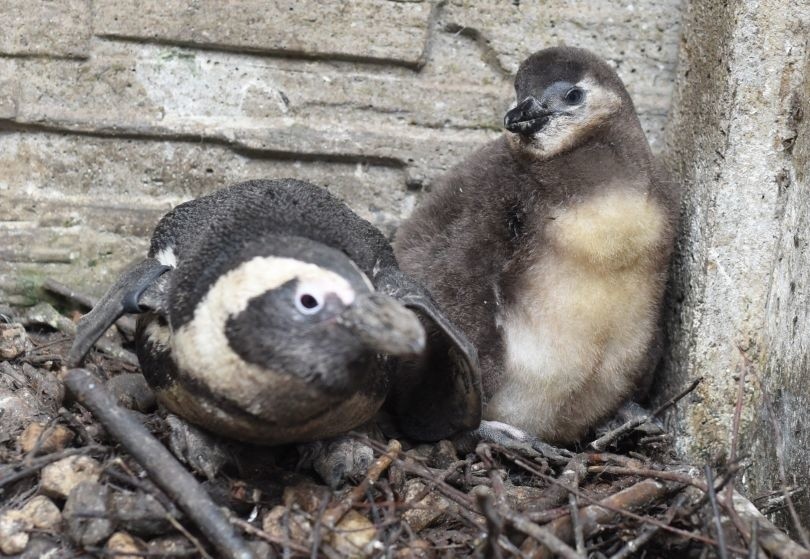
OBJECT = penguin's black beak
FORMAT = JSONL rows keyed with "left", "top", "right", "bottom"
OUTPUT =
{"left": 338, "top": 293, "right": 426, "bottom": 356}
{"left": 504, "top": 96, "right": 552, "bottom": 135}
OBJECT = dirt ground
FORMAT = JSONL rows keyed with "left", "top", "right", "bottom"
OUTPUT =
{"left": 0, "top": 297, "right": 806, "bottom": 558}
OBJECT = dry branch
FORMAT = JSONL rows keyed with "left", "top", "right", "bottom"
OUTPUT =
{"left": 64, "top": 368, "right": 255, "bottom": 559}
{"left": 590, "top": 377, "right": 701, "bottom": 451}
{"left": 321, "top": 439, "right": 401, "bottom": 528}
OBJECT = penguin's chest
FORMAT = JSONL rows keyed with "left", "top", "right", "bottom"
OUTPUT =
{"left": 487, "top": 189, "right": 667, "bottom": 443}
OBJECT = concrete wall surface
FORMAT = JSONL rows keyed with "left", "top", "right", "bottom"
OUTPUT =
{"left": 0, "top": 0, "right": 681, "bottom": 304}
{"left": 662, "top": 0, "right": 810, "bottom": 526}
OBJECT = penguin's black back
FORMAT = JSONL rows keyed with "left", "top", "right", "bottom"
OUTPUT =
{"left": 149, "top": 179, "right": 397, "bottom": 327}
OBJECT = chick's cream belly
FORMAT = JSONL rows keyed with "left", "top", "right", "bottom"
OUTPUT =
{"left": 486, "top": 188, "right": 667, "bottom": 443}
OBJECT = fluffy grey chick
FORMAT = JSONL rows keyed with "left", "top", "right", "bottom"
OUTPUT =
{"left": 394, "top": 46, "right": 680, "bottom": 445}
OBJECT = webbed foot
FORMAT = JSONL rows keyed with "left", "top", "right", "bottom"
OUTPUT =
{"left": 596, "top": 401, "right": 666, "bottom": 438}
{"left": 455, "top": 420, "right": 574, "bottom": 465}
{"left": 165, "top": 414, "right": 232, "bottom": 480}
{"left": 297, "top": 435, "right": 375, "bottom": 489}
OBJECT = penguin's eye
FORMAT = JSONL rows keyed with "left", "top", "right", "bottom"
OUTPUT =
{"left": 295, "top": 293, "right": 323, "bottom": 315}
{"left": 564, "top": 87, "right": 584, "bottom": 105}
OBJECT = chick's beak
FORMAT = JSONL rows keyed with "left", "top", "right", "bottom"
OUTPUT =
{"left": 338, "top": 293, "right": 426, "bottom": 356}
{"left": 504, "top": 96, "right": 551, "bottom": 135}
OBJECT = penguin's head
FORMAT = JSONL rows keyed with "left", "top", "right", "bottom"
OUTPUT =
{"left": 504, "top": 47, "right": 631, "bottom": 158}
{"left": 170, "top": 235, "right": 425, "bottom": 396}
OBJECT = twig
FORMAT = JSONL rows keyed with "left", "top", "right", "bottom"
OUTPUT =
{"left": 475, "top": 491, "right": 504, "bottom": 559}
{"left": 588, "top": 464, "right": 714, "bottom": 492}
{"left": 21, "top": 302, "right": 137, "bottom": 366}
{"left": 589, "top": 377, "right": 702, "bottom": 451}
{"left": 568, "top": 491, "right": 585, "bottom": 555}
{"left": 748, "top": 520, "right": 759, "bottom": 559}
{"left": 165, "top": 512, "right": 215, "bottom": 559}
{"left": 360, "top": 439, "right": 483, "bottom": 529}
{"left": 409, "top": 458, "right": 467, "bottom": 504}
{"left": 84, "top": 549, "right": 198, "bottom": 557}
{"left": 565, "top": 458, "right": 585, "bottom": 555}
{"left": 230, "top": 517, "right": 311, "bottom": 555}
{"left": 755, "top": 487, "right": 806, "bottom": 515}
{"left": 497, "top": 535, "right": 529, "bottom": 558}
{"left": 321, "top": 439, "right": 400, "bottom": 528}
{"left": 531, "top": 455, "right": 587, "bottom": 511}
{"left": 610, "top": 493, "right": 688, "bottom": 559}
{"left": 705, "top": 466, "right": 729, "bottom": 559}
{"left": 499, "top": 505, "right": 584, "bottom": 559}
{"left": 498, "top": 447, "right": 747, "bottom": 555}
{"left": 59, "top": 408, "right": 96, "bottom": 446}
{"left": 525, "top": 506, "right": 571, "bottom": 524}
{"left": 64, "top": 368, "right": 254, "bottom": 559}
{"left": 535, "top": 479, "right": 675, "bottom": 559}
{"left": 730, "top": 490, "right": 810, "bottom": 559}
{"left": 0, "top": 445, "right": 106, "bottom": 490}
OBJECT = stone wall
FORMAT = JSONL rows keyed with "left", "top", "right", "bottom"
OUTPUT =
{"left": 0, "top": 0, "right": 682, "bottom": 304}
{"left": 661, "top": 0, "right": 810, "bottom": 524}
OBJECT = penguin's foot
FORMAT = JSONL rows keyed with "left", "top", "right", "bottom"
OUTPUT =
{"left": 596, "top": 401, "right": 666, "bottom": 438}
{"left": 455, "top": 420, "right": 574, "bottom": 465}
{"left": 166, "top": 414, "right": 232, "bottom": 480}
{"left": 297, "top": 435, "right": 375, "bottom": 489}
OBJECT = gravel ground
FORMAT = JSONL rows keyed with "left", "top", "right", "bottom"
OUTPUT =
{"left": 0, "top": 299, "right": 806, "bottom": 559}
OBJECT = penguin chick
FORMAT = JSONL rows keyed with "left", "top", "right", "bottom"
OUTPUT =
{"left": 394, "top": 47, "right": 680, "bottom": 445}
{"left": 70, "top": 179, "right": 480, "bottom": 447}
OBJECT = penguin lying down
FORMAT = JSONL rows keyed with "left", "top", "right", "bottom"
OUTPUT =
{"left": 69, "top": 178, "right": 485, "bottom": 486}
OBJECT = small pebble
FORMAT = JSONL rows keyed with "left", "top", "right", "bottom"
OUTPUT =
{"left": 64, "top": 481, "right": 114, "bottom": 546}
{"left": 402, "top": 479, "right": 456, "bottom": 533}
{"left": 0, "top": 511, "right": 29, "bottom": 554}
{"left": 41, "top": 455, "right": 102, "bottom": 499}
{"left": 262, "top": 505, "right": 311, "bottom": 541}
{"left": 282, "top": 482, "right": 330, "bottom": 514}
{"left": 106, "top": 532, "right": 147, "bottom": 559}
{"left": 18, "top": 422, "right": 75, "bottom": 454}
{"left": 0, "top": 496, "right": 61, "bottom": 555}
{"left": 106, "top": 373, "right": 156, "bottom": 413}
{"left": 395, "top": 539, "right": 435, "bottom": 559}
{"left": 428, "top": 439, "right": 458, "bottom": 469}
{"left": 111, "top": 490, "right": 175, "bottom": 537}
{"left": 0, "top": 323, "right": 30, "bottom": 359}
{"left": 330, "top": 510, "right": 377, "bottom": 556}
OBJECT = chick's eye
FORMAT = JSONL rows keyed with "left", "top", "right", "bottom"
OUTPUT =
{"left": 295, "top": 293, "right": 322, "bottom": 314}
{"left": 564, "top": 87, "right": 584, "bottom": 105}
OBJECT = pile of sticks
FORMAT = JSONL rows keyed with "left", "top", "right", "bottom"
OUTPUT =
{"left": 1, "top": 281, "right": 808, "bottom": 558}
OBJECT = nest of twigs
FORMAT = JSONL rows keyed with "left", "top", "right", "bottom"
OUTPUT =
{"left": 0, "top": 281, "right": 807, "bottom": 558}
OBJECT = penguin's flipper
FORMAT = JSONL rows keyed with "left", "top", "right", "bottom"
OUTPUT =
{"left": 378, "top": 270, "right": 482, "bottom": 441}
{"left": 68, "top": 258, "right": 171, "bottom": 367}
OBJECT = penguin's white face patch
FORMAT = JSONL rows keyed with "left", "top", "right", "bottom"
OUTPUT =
{"left": 171, "top": 256, "right": 357, "bottom": 414}
{"left": 511, "top": 76, "right": 622, "bottom": 159}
